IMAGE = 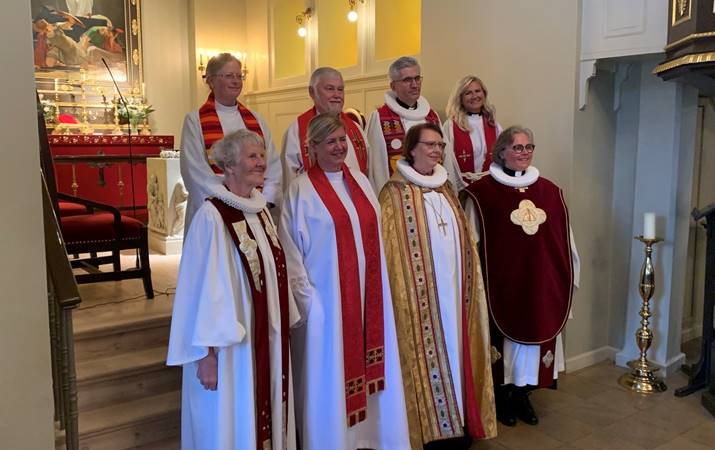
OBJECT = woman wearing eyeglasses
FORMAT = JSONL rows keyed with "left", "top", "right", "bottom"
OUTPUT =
{"left": 442, "top": 75, "right": 502, "bottom": 191}
{"left": 379, "top": 122, "right": 497, "bottom": 449}
{"left": 462, "top": 126, "right": 580, "bottom": 428}
{"left": 180, "top": 52, "right": 282, "bottom": 234}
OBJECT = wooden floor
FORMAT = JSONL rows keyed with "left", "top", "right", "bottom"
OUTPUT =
{"left": 73, "top": 252, "right": 715, "bottom": 450}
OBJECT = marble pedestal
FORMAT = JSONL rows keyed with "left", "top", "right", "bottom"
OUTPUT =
{"left": 146, "top": 157, "right": 186, "bottom": 255}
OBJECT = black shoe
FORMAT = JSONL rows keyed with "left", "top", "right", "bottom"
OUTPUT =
{"left": 495, "top": 385, "right": 517, "bottom": 427}
{"left": 513, "top": 389, "right": 539, "bottom": 426}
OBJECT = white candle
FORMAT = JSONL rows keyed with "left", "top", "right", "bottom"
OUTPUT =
{"left": 643, "top": 212, "right": 656, "bottom": 239}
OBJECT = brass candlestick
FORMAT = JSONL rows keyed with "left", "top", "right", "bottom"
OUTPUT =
{"left": 619, "top": 236, "right": 667, "bottom": 394}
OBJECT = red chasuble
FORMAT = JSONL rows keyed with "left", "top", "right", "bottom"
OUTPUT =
{"left": 463, "top": 175, "right": 573, "bottom": 386}
{"left": 452, "top": 116, "right": 496, "bottom": 173}
{"left": 377, "top": 104, "right": 440, "bottom": 176}
{"left": 208, "top": 198, "right": 290, "bottom": 450}
{"left": 198, "top": 93, "right": 264, "bottom": 174}
{"left": 297, "top": 108, "right": 369, "bottom": 174}
{"left": 307, "top": 165, "right": 384, "bottom": 426}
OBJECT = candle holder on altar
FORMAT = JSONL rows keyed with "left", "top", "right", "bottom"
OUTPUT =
{"left": 618, "top": 236, "right": 668, "bottom": 394}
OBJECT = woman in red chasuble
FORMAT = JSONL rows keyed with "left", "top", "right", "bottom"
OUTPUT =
{"left": 462, "top": 126, "right": 580, "bottom": 427}
{"left": 379, "top": 123, "right": 497, "bottom": 449}
{"left": 279, "top": 113, "right": 410, "bottom": 450}
{"left": 442, "top": 75, "right": 502, "bottom": 192}
{"left": 167, "top": 129, "right": 299, "bottom": 450}
{"left": 180, "top": 53, "right": 283, "bottom": 236}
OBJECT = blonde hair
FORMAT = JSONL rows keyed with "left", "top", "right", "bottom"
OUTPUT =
{"left": 306, "top": 113, "right": 345, "bottom": 163}
{"left": 445, "top": 75, "right": 496, "bottom": 132}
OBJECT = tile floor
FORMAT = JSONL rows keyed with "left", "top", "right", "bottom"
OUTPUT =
{"left": 77, "top": 253, "right": 715, "bottom": 450}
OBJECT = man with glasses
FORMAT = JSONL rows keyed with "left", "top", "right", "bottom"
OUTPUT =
{"left": 180, "top": 53, "right": 282, "bottom": 233}
{"left": 366, "top": 56, "right": 441, "bottom": 194}
{"left": 463, "top": 126, "right": 580, "bottom": 429}
{"left": 281, "top": 67, "right": 369, "bottom": 189}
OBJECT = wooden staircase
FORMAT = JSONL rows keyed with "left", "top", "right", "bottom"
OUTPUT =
{"left": 57, "top": 258, "right": 182, "bottom": 450}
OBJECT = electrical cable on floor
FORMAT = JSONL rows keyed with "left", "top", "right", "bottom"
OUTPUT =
{"left": 77, "top": 286, "right": 177, "bottom": 310}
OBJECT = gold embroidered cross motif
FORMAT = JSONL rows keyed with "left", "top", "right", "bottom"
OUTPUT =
{"left": 542, "top": 350, "right": 554, "bottom": 369}
{"left": 233, "top": 220, "right": 262, "bottom": 292}
{"left": 510, "top": 199, "right": 547, "bottom": 235}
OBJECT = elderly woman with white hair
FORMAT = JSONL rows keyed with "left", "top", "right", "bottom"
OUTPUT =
{"left": 168, "top": 129, "right": 299, "bottom": 450}
{"left": 442, "top": 75, "right": 502, "bottom": 191}
{"left": 280, "top": 113, "right": 410, "bottom": 450}
{"left": 180, "top": 52, "right": 282, "bottom": 235}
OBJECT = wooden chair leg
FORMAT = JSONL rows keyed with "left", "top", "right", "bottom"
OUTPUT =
{"left": 112, "top": 249, "right": 121, "bottom": 272}
{"left": 139, "top": 238, "right": 154, "bottom": 299}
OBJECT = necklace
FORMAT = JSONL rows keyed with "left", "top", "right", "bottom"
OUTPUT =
{"left": 424, "top": 195, "right": 448, "bottom": 235}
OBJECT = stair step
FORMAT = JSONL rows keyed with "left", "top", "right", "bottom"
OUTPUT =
{"left": 77, "top": 347, "right": 181, "bottom": 412}
{"left": 65, "top": 390, "right": 181, "bottom": 450}
{"left": 77, "top": 347, "right": 170, "bottom": 383}
{"left": 133, "top": 437, "right": 180, "bottom": 449}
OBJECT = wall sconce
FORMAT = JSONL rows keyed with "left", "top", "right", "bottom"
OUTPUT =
{"left": 347, "top": 0, "right": 364, "bottom": 22}
{"left": 296, "top": 8, "right": 312, "bottom": 38}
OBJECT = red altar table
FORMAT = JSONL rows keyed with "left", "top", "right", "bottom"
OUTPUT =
{"left": 50, "top": 135, "right": 175, "bottom": 222}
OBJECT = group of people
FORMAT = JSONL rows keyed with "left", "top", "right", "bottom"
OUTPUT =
{"left": 167, "top": 53, "right": 580, "bottom": 450}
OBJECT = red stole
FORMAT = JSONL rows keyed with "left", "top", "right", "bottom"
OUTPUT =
{"left": 198, "top": 93, "right": 264, "bottom": 174}
{"left": 307, "top": 165, "right": 385, "bottom": 426}
{"left": 297, "top": 108, "right": 369, "bottom": 175}
{"left": 464, "top": 175, "right": 573, "bottom": 387}
{"left": 377, "top": 104, "right": 440, "bottom": 176}
{"left": 208, "top": 198, "right": 290, "bottom": 450}
{"left": 452, "top": 116, "right": 496, "bottom": 173}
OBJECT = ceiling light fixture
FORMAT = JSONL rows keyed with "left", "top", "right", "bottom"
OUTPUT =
{"left": 347, "top": 0, "right": 364, "bottom": 22}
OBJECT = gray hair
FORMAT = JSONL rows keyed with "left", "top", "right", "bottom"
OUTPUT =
{"left": 309, "top": 67, "right": 343, "bottom": 89}
{"left": 388, "top": 56, "right": 420, "bottom": 81}
{"left": 492, "top": 126, "right": 534, "bottom": 167}
{"left": 205, "top": 52, "right": 241, "bottom": 82}
{"left": 211, "top": 129, "right": 265, "bottom": 172}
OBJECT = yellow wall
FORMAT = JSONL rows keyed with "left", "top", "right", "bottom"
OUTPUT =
{"left": 273, "top": 0, "right": 307, "bottom": 79}
{"left": 317, "top": 0, "right": 358, "bottom": 68}
{"left": 1, "top": 3, "right": 55, "bottom": 449}
{"left": 143, "top": 0, "right": 193, "bottom": 141}
{"left": 375, "top": 0, "right": 420, "bottom": 61}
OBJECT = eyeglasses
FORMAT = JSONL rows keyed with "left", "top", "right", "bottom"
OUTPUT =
{"left": 419, "top": 140, "right": 446, "bottom": 150}
{"left": 396, "top": 75, "right": 423, "bottom": 85}
{"left": 215, "top": 72, "right": 246, "bottom": 81}
{"left": 510, "top": 144, "right": 535, "bottom": 153}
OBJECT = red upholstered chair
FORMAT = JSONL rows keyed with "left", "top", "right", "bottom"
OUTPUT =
{"left": 37, "top": 94, "right": 154, "bottom": 299}
{"left": 58, "top": 200, "right": 89, "bottom": 217}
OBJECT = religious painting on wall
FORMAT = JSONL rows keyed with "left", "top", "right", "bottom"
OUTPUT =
{"left": 31, "top": 0, "right": 146, "bottom": 134}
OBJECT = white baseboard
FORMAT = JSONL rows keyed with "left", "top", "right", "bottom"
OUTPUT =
{"left": 565, "top": 346, "right": 618, "bottom": 373}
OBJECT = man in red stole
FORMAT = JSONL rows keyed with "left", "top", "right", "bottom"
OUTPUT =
{"left": 280, "top": 67, "right": 370, "bottom": 190}
{"left": 180, "top": 53, "right": 282, "bottom": 234}
{"left": 366, "top": 56, "right": 442, "bottom": 194}
{"left": 462, "top": 126, "right": 580, "bottom": 427}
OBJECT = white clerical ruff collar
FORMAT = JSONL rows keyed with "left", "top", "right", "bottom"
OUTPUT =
{"left": 384, "top": 91, "right": 432, "bottom": 121}
{"left": 211, "top": 184, "right": 266, "bottom": 213}
{"left": 489, "top": 163, "right": 539, "bottom": 189}
{"left": 396, "top": 159, "right": 448, "bottom": 188}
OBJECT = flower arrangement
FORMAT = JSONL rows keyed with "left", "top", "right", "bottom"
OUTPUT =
{"left": 117, "top": 98, "right": 155, "bottom": 133}
{"left": 41, "top": 99, "right": 58, "bottom": 124}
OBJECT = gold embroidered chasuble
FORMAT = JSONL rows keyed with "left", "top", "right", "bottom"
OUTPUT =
{"left": 379, "top": 172, "right": 497, "bottom": 447}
